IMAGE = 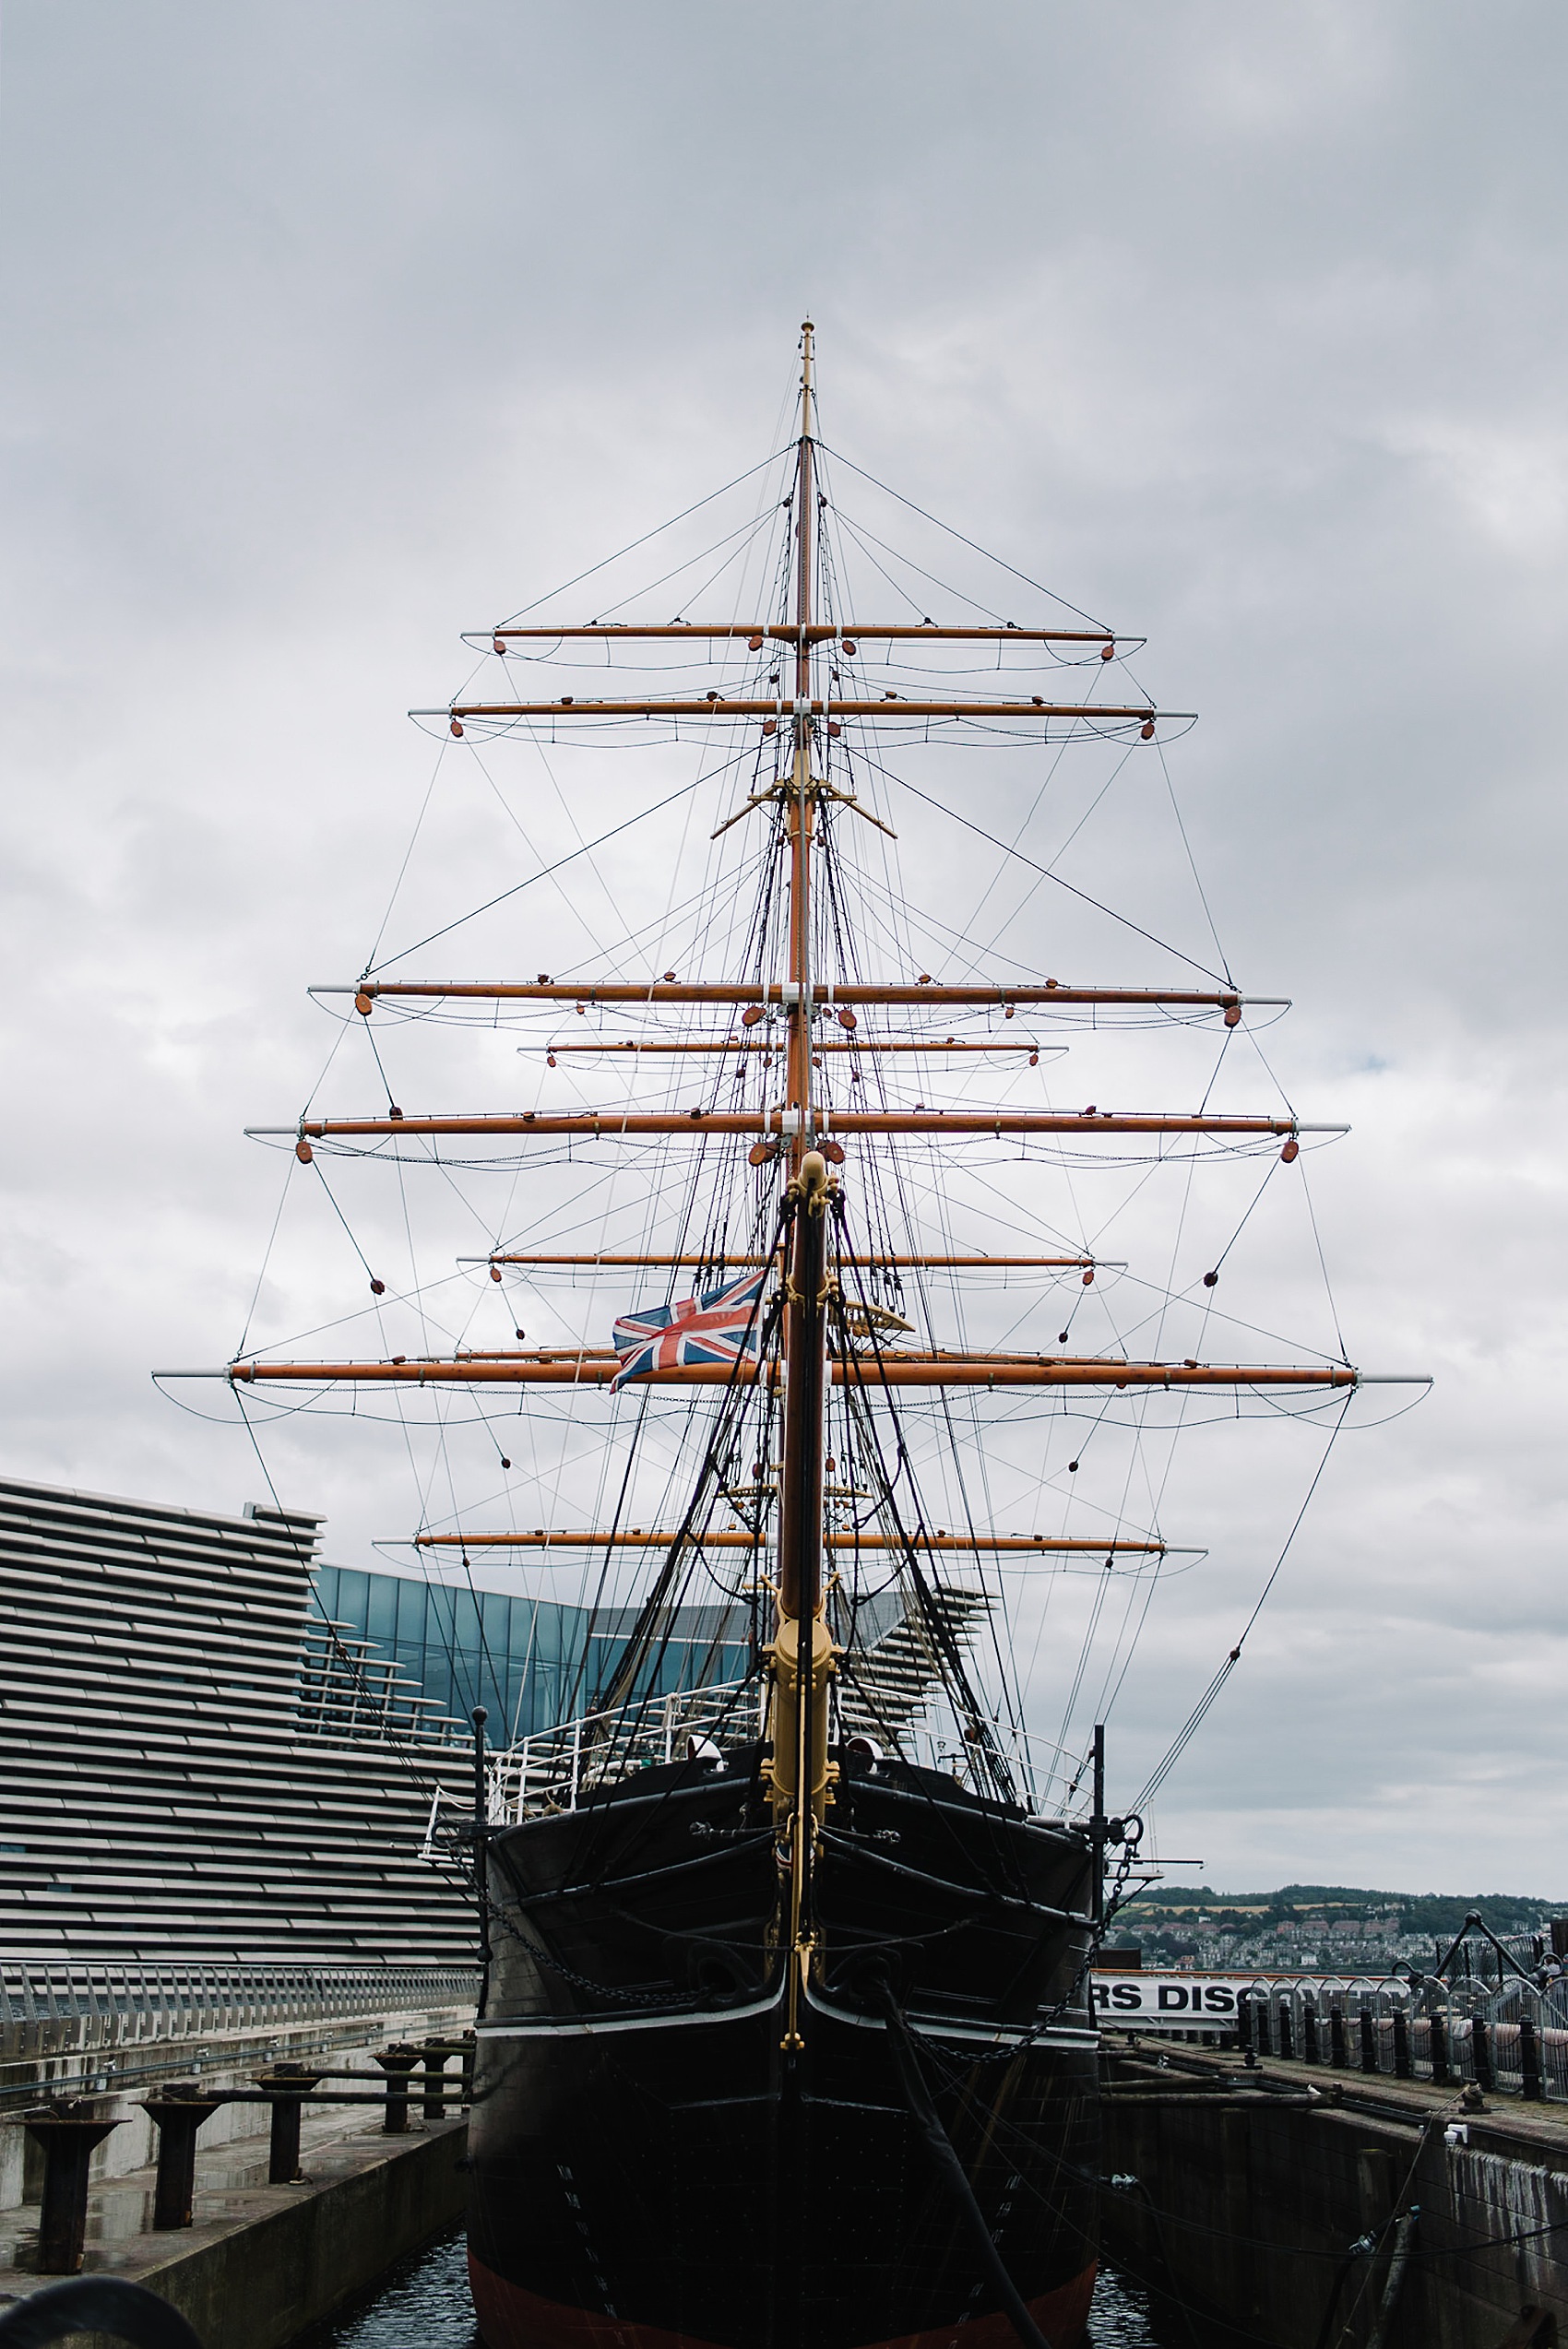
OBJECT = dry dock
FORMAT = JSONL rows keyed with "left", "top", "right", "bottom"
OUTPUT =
{"left": 1102, "top": 2036, "right": 1568, "bottom": 2348}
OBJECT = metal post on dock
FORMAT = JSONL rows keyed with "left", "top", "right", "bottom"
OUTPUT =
{"left": 254, "top": 2062, "right": 323, "bottom": 2184}
{"left": 421, "top": 2039, "right": 450, "bottom": 2121}
{"left": 1237, "top": 1993, "right": 1254, "bottom": 2060}
{"left": 1472, "top": 2011, "right": 1494, "bottom": 2093}
{"left": 1520, "top": 2009, "right": 1544, "bottom": 2100}
{"left": 23, "top": 2103, "right": 123, "bottom": 2273}
{"left": 1360, "top": 2005, "right": 1378, "bottom": 2073}
{"left": 1301, "top": 1995, "right": 1319, "bottom": 2064}
{"left": 142, "top": 2084, "right": 223, "bottom": 2228}
{"left": 374, "top": 2044, "right": 422, "bottom": 2133}
{"left": 1430, "top": 2007, "right": 1450, "bottom": 2084}
{"left": 1278, "top": 1999, "right": 1294, "bottom": 2061}
{"left": 1392, "top": 2005, "right": 1411, "bottom": 2080}
{"left": 1330, "top": 1999, "right": 1348, "bottom": 2067}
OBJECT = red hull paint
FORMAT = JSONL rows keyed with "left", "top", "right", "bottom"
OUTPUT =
{"left": 469, "top": 2250, "right": 1099, "bottom": 2349}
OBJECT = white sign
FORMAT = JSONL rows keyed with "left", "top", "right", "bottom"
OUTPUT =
{"left": 1091, "top": 1972, "right": 1242, "bottom": 2026}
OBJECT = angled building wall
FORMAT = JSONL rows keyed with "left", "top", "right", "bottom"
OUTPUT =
{"left": 0, "top": 1478, "right": 472, "bottom": 1964}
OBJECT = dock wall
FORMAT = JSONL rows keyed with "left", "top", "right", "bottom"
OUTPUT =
{"left": 0, "top": 2120, "right": 467, "bottom": 2349}
{"left": 1102, "top": 2045, "right": 1568, "bottom": 2348}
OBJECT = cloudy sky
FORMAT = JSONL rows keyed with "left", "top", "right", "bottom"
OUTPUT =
{"left": 3, "top": 1, "right": 1564, "bottom": 1897}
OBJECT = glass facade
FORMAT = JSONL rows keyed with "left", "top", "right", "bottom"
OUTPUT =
{"left": 312, "top": 1564, "right": 753, "bottom": 1742}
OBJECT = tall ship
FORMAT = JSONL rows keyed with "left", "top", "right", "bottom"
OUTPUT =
{"left": 205, "top": 326, "right": 1385, "bottom": 2349}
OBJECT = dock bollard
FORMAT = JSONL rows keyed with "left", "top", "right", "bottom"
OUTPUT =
{"left": 1330, "top": 2000, "right": 1348, "bottom": 2067}
{"left": 1392, "top": 2006, "right": 1411, "bottom": 2081}
{"left": 254, "top": 2064, "right": 323, "bottom": 2185}
{"left": 422, "top": 2040, "right": 451, "bottom": 2122}
{"left": 1301, "top": 1997, "right": 1318, "bottom": 2064}
{"left": 23, "top": 2104, "right": 123, "bottom": 2274}
{"left": 1360, "top": 2008, "right": 1378, "bottom": 2073}
{"left": 142, "top": 2084, "right": 225, "bottom": 2229}
{"left": 1472, "top": 2013, "right": 1494, "bottom": 2094}
{"left": 1236, "top": 1994, "right": 1253, "bottom": 2058}
{"left": 374, "top": 2044, "right": 422, "bottom": 2134}
{"left": 1520, "top": 2011, "right": 1544, "bottom": 2101}
{"left": 1430, "top": 2008, "right": 1450, "bottom": 2085}
{"left": 1277, "top": 2001, "right": 1294, "bottom": 2060}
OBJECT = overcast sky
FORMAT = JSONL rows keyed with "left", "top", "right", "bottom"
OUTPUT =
{"left": 2, "top": 1, "right": 1564, "bottom": 1898}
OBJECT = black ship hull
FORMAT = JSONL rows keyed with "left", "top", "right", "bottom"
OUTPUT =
{"left": 468, "top": 1749, "right": 1099, "bottom": 2349}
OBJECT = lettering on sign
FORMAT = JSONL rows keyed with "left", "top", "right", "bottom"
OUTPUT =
{"left": 1090, "top": 1973, "right": 1241, "bottom": 2023}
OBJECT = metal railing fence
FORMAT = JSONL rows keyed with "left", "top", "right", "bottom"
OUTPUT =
{"left": 0, "top": 1963, "right": 480, "bottom": 2056}
{"left": 1239, "top": 1975, "right": 1568, "bottom": 2100}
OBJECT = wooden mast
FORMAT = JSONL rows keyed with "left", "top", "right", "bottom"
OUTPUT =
{"left": 766, "top": 323, "right": 836, "bottom": 2054}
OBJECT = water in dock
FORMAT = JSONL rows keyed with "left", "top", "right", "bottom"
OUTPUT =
{"left": 296, "top": 2229, "right": 1187, "bottom": 2349}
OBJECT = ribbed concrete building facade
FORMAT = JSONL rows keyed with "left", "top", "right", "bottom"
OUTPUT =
{"left": 1, "top": 1477, "right": 984, "bottom": 1969}
{"left": 0, "top": 1477, "right": 472, "bottom": 1964}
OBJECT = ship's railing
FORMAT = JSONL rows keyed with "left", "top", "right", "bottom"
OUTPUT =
{"left": 476, "top": 1679, "right": 1085, "bottom": 1827}
{"left": 902, "top": 1720, "right": 1087, "bottom": 1820}
{"left": 1239, "top": 1974, "right": 1568, "bottom": 2100}
{"left": 484, "top": 1679, "right": 768, "bottom": 1822}
{"left": 0, "top": 1963, "right": 481, "bottom": 2058}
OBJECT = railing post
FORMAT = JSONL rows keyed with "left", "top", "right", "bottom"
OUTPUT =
{"left": 1520, "top": 2009, "right": 1544, "bottom": 2101}
{"left": 422, "top": 2039, "right": 451, "bottom": 2121}
{"left": 1392, "top": 2004, "right": 1411, "bottom": 2079}
{"left": 374, "top": 2043, "right": 422, "bottom": 2133}
{"left": 1430, "top": 2006, "right": 1450, "bottom": 2084}
{"left": 1360, "top": 2004, "right": 1378, "bottom": 2072}
{"left": 24, "top": 2104, "right": 123, "bottom": 2273}
{"left": 254, "top": 2063, "right": 323, "bottom": 2184}
{"left": 1237, "top": 1992, "right": 1254, "bottom": 2058}
{"left": 1471, "top": 2011, "right": 1494, "bottom": 2092}
{"left": 1278, "top": 1999, "right": 1294, "bottom": 2060}
{"left": 143, "top": 2085, "right": 224, "bottom": 2228}
{"left": 1330, "top": 1999, "right": 1348, "bottom": 2067}
{"left": 1301, "top": 1996, "right": 1318, "bottom": 2064}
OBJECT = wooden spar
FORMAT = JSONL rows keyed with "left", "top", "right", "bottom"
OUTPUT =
{"left": 331, "top": 982, "right": 1266, "bottom": 1009}
{"left": 227, "top": 1356, "right": 1358, "bottom": 1389}
{"left": 516, "top": 1039, "right": 1069, "bottom": 1053}
{"left": 486, "top": 623, "right": 1121, "bottom": 646}
{"left": 411, "top": 1530, "right": 1168, "bottom": 1552}
{"left": 478, "top": 1253, "right": 1099, "bottom": 1268}
{"left": 426, "top": 698, "right": 1170, "bottom": 723}
{"left": 283, "top": 1109, "right": 1312, "bottom": 1139}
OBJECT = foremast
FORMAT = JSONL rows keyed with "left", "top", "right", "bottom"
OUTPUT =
{"left": 768, "top": 322, "right": 837, "bottom": 2051}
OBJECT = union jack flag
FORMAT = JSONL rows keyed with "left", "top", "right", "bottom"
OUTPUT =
{"left": 610, "top": 1270, "right": 768, "bottom": 1391}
